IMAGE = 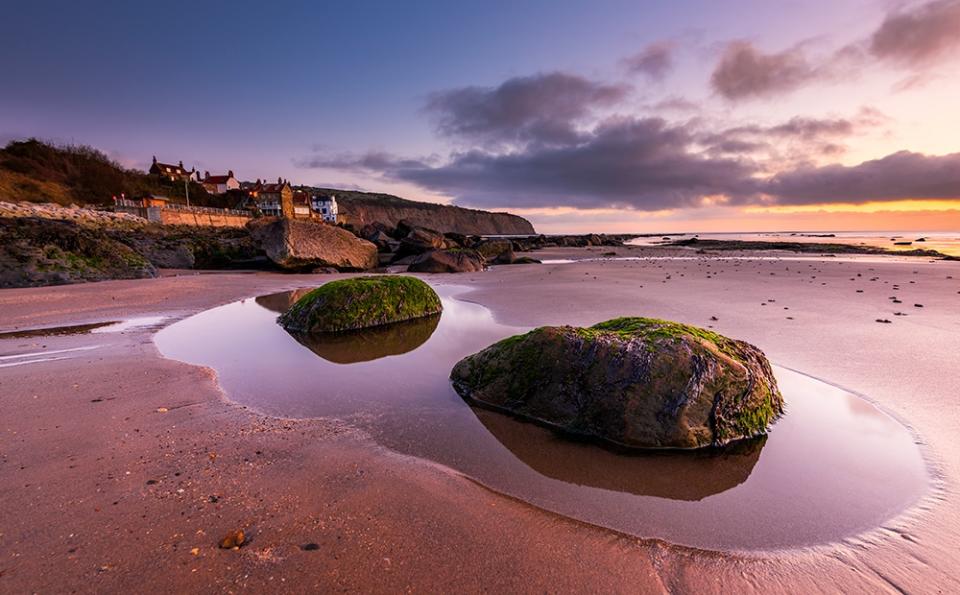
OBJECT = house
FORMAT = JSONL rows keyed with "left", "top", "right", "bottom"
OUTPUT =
{"left": 140, "top": 194, "right": 171, "bottom": 208}
{"left": 310, "top": 193, "right": 338, "bottom": 223}
{"left": 201, "top": 170, "right": 240, "bottom": 194}
{"left": 149, "top": 157, "right": 196, "bottom": 183}
{"left": 292, "top": 190, "right": 313, "bottom": 218}
{"left": 245, "top": 178, "right": 293, "bottom": 217}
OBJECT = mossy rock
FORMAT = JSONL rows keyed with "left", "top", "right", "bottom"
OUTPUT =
{"left": 450, "top": 317, "right": 784, "bottom": 449}
{"left": 278, "top": 276, "right": 442, "bottom": 333}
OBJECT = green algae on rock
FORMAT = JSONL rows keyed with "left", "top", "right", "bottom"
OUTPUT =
{"left": 278, "top": 276, "right": 442, "bottom": 333}
{"left": 450, "top": 317, "right": 784, "bottom": 449}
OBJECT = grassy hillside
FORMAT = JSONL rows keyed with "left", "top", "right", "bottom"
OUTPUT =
{"left": 0, "top": 139, "right": 215, "bottom": 206}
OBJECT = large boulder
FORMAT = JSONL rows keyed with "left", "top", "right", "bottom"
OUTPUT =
{"left": 450, "top": 317, "right": 784, "bottom": 449}
{"left": 408, "top": 249, "right": 485, "bottom": 273}
{"left": 278, "top": 275, "right": 442, "bottom": 333}
{"left": 249, "top": 218, "right": 377, "bottom": 271}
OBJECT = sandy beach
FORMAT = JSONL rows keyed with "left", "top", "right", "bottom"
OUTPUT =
{"left": 2, "top": 246, "right": 960, "bottom": 593}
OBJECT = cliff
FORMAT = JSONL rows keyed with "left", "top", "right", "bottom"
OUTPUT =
{"left": 324, "top": 189, "right": 535, "bottom": 235}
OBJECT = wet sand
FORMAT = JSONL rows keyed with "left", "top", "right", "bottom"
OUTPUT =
{"left": 2, "top": 249, "right": 960, "bottom": 592}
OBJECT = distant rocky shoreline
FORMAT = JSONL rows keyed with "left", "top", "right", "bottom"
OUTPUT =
{"left": 666, "top": 237, "right": 957, "bottom": 260}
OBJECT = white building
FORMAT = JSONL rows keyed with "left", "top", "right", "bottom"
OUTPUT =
{"left": 311, "top": 193, "right": 338, "bottom": 223}
{"left": 201, "top": 170, "right": 240, "bottom": 194}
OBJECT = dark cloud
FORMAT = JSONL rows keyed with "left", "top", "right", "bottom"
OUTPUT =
{"left": 870, "top": 0, "right": 960, "bottom": 66}
{"left": 304, "top": 117, "right": 761, "bottom": 211}
{"left": 766, "top": 150, "right": 960, "bottom": 204}
{"left": 300, "top": 110, "right": 959, "bottom": 211}
{"left": 622, "top": 41, "right": 676, "bottom": 81}
{"left": 710, "top": 41, "right": 819, "bottom": 100}
{"left": 423, "top": 72, "right": 629, "bottom": 147}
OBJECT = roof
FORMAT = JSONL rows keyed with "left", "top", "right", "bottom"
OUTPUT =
{"left": 258, "top": 183, "right": 289, "bottom": 193}
{"left": 143, "top": 194, "right": 170, "bottom": 202}
{"left": 203, "top": 174, "right": 234, "bottom": 184}
{"left": 154, "top": 162, "right": 190, "bottom": 176}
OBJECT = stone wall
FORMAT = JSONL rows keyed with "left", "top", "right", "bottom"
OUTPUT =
{"left": 155, "top": 209, "right": 251, "bottom": 228}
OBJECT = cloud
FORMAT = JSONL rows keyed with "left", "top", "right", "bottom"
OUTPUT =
{"left": 766, "top": 150, "right": 960, "bottom": 204}
{"left": 869, "top": 0, "right": 960, "bottom": 67}
{"left": 304, "top": 117, "right": 761, "bottom": 211}
{"left": 644, "top": 96, "right": 700, "bottom": 113}
{"left": 300, "top": 108, "right": 958, "bottom": 211}
{"left": 710, "top": 1, "right": 960, "bottom": 100}
{"left": 710, "top": 41, "right": 820, "bottom": 100}
{"left": 423, "top": 72, "right": 629, "bottom": 146}
{"left": 698, "top": 108, "right": 888, "bottom": 162}
{"left": 622, "top": 41, "right": 676, "bottom": 81}
{"left": 299, "top": 150, "right": 434, "bottom": 172}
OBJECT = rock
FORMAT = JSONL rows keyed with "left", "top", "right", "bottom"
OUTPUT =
{"left": 397, "top": 225, "right": 449, "bottom": 257}
{"left": 443, "top": 232, "right": 467, "bottom": 248}
{"left": 248, "top": 218, "right": 378, "bottom": 271}
{"left": 450, "top": 317, "right": 784, "bottom": 449}
{"left": 389, "top": 254, "right": 421, "bottom": 266}
{"left": 278, "top": 275, "right": 442, "bottom": 332}
{"left": 407, "top": 249, "right": 485, "bottom": 273}
{"left": 0, "top": 217, "right": 157, "bottom": 288}
{"left": 218, "top": 530, "right": 245, "bottom": 549}
{"left": 475, "top": 240, "right": 514, "bottom": 264}
{"left": 363, "top": 229, "right": 396, "bottom": 253}
{"left": 511, "top": 256, "right": 541, "bottom": 265}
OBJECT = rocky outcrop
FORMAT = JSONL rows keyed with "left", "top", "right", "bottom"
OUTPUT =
{"left": 0, "top": 217, "right": 157, "bottom": 288}
{"left": 113, "top": 226, "right": 266, "bottom": 270}
{"left": 278, "top": 276, "right": 443, "bottom": 333}
{"left": 451, "top": 317, "right": 784, "bottom": 449}
{"left": 408, "top": 249, "right": 485, "bottom": 273}
{"left": 333, "top": 190, "right": 535, "bottom": 235}
{"left": 249, "top": 218, "right": 378, "bottom": 271}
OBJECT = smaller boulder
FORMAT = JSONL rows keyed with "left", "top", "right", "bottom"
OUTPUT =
{"left": 278, "top": 275, "right": 442, "bottom": 332}
{"left": 408, "top": 249, "right": 485, "bottom": 273}
{"left": 397, "top": 226, "right": 449, "bottom": 257}
{"left": 476, "top": 240, "right": 514, "bottom": 264}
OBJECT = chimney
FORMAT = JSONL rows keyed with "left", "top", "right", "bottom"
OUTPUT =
{"left": 205, "top": 170, "right": 210, "bottom": 179}
{"left": 277, "top": 176, "right": 282, "bottom": 184}
{"left": 228, "top": 170, "right": 234, "bottom": 178}
{"left": 152, "top": 155, "right": 157, "bottom": 164}
{"left": 178, "top": 160, "right": 184, "bottom": 169}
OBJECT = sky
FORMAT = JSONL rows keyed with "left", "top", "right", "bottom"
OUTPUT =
{"left": 2, "top": 0, "right": 959, "bottom": 233}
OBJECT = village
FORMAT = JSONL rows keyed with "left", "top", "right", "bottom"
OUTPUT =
{"left": 112, "top": 156, "right": 339, "bottom": 227}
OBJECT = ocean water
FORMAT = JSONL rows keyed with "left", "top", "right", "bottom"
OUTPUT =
{"left": 629, "top": 231, "right": 960, "bottom": 257}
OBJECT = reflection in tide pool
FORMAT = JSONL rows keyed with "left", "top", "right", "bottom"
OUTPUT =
{"left": 155, "top": 285, "right": 928, "bottom": 550}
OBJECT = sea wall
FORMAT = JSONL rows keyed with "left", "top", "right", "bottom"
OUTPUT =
{"left": 154, "top": 209, "right": 251, "bottom": 228}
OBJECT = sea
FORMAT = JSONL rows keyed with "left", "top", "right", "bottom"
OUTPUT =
{"left": 627, "top": 231, "right": 960, "bottom": 258}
